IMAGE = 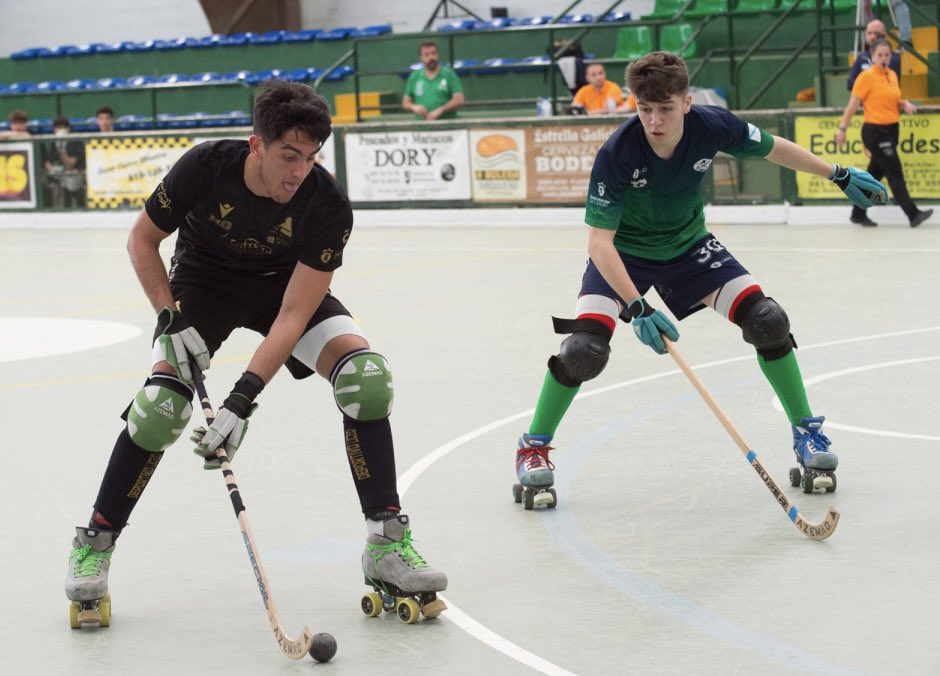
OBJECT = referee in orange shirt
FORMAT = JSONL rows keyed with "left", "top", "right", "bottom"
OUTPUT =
{"left": 835, "top": 38, "right": 932, "bottom": 227}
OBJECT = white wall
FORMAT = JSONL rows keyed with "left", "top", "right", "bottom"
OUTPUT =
{"left": 0, "top": 0, "right": 210, "bottom": 55}
{"left": 299, "top": 0, "right": 654, "bottom": 33}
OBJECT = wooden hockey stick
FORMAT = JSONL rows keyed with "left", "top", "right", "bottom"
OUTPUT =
{"left": 664, "top": 338, "right": 840, "bottom": 541}
{"left": 191, "top": 368, "right": 315, "bottom": 659}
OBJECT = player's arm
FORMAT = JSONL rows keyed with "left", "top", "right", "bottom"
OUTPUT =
{"left": 428, "top": 91, "right": 465, "bottom": 120}
{"left": 127, "top": 208, "right": 176, "bottom": 311}
{"left": 835, "top": 96, "right": 862, "bottom": 146}
{"left": 586, "top": 226, "right": 641, "bottom": 304}
{"left": 245, "top": 261, "right": 332, "bottom": 384}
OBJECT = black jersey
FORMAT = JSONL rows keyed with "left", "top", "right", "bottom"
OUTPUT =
{"left": 144, "top": 140, "right": 352, "bottom": 277}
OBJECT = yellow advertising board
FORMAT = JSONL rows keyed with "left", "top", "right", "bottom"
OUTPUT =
{"left": 795, "top": 114, "right": 940, "bottom": 199}
{"left": 86, "top": 136, "right": 194, "bottom": 209}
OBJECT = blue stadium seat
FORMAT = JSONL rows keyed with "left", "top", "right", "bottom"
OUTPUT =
{"left": 244, "top": 69, "right": 284, "bottom": 84}
{"left": 520, "top": 16, "right": 552, "bottom": 25}
{"left": 557, "top": 14, "right": 594, "bottom": 23}
{"left": 449, "top": 59, "right": 480, "bottom": 75}
{"left": 350, "top": 24, "right": 393, "bottom": 38}
{"left": 324, "top": 64, "right": 354, "bottom": 80}
{"left": 155, "top": 113, "right": 187, "bottom": 129}
{"left": 249, "top": 31, "right": 285, "bottom": 45}
{"left": 96, "top": 77, "right": 126, "bottom": 89}
{"left": 94, "top": 43, "right": 125, "bottom": 54}
{"left": 116, "top": 114, "right": 153, "bottom": 131}
{"left": 154, "top": 38, "right": 186, "bottom": 51}
{"left": 157, "top": 73, "right": 189, "bottom": 84}
{"left": 71, "top": 117, "right": 99, "bottom": 132}
{"left": 436, "top": 19, "right": 477, "bottom": 32}
{"left": 476, "top": 57, "right": 519, "bottom": 74}
{"left": 125, "top": 74, "right": 157, "bottom": 87}
{"left": 37, "top": 80, "right": 68, "bottom": 92}
{"left": 190, "top": 72, "right": 222, "bottom": 83}
{"left": 283, "top": 29, "right": 322, "bottom": 42}
{"left": 511, "top": 55, "right": 551, "bottom": 72}
{"left": 29, "top": 119, "right": 54, "bottom": 134}
{"left": 601, "top": 11, "right": 632, "bottom": 22}
{"left": 284, "top": 67, "right": 315, "bottom": 82}
{"left": 8, "top": 81, "right": 39, "bottom": 93}
{"left": 221, "top": 70, "right": 253, "bottom": 82}
{"left": 67, "top": 44, "right": 98, "bottom": 56}
{"left": 50, "top": 45, "right": 79, "bottom": 57}
{"left": 185, "top": 36, "right": 222, "bottom": 48}
{"left": 220, "top": 33, "right": 251, "bottom": 47}
{"left": 316, "top": 27, "right": 356, "bottom": 41}
{"left": 122, "top": 41, "right": 155, "bottom": 52}
{"left": 10, "top": 48, "right": 42, "bottom": 60}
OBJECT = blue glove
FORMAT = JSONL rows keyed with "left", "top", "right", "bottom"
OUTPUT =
{"left": 627, "top": 298, "right": 679, "bottom": 355}
{"left": 828, "top": 165, "right": 887, "bottom": 209}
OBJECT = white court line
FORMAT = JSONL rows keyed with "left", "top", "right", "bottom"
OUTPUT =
{"left": 399, "top": 325, "right": 940, "bottom": 674}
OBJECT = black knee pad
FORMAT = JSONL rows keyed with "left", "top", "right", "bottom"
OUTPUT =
{"left": 547, "top": 317, "right": 612, "bottom": 387}
{"left": 738, "top": 296, "right": 794, "bottom": 360}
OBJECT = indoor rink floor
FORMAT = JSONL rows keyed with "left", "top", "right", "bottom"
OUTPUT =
{"left": 1, "top": 215, "right": 938, "bottom": 675}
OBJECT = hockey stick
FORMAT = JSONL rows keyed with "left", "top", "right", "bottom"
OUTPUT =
{"left": 664, "top": 338, "right": 840, "bottom": 541}
{"left": 190, "top": 367, "right": 316, "bottom": 659}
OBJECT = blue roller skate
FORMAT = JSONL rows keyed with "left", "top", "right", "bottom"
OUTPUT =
{"left": 513, "top": 433, "right": 557, "bottom": 510}
{"left": 789, "top": 416, "right": 838, "bottom": 494}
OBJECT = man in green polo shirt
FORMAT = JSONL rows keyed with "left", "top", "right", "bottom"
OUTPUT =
{"left": 403, "top": 41, "right": 465, "bottom": 121}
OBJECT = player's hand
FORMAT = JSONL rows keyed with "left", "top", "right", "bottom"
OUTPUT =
{"left": 828, "top": 164, "right": 887, "bottom": 209}
{"left": 152, "top": 305, "right": 210, "bottom": 384}
{"left": 627, "top": 298, "right": 679, "bottom": 355}
{"left": 834, "top": 130, "right": 846, "bottom": 147}
{"left": 411, "top": 104, "right": 429, "bottom": 119}
{"left": 193, "top": 372, "right": 264, "bottom": 470}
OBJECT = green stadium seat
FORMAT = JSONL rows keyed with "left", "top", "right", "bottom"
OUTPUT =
{"left": 661, "top": 24, "right": 697, "bottom": 58}
{"left": 614, "top": 25, "right": 653, "bottom": 59}
{"left": 736, "top": 0, "right": 777, "bottom": 10}
{"left": 642, "top": 0, "right": 688, "bottom": 20}
{"left": 687, "top": 0, "right": 730, "bottom": 18}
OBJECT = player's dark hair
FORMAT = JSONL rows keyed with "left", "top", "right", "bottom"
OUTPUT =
{"left": 252, "top": 79, "right": 332, "bottom": 146}
{"left": 53, "top": 116, "right": 71, "bottom": 129}
{"left": 96, "top": 106, "right": 114, "bottom": 117}
{"left": 869, "top": 38, "right": 893, "bottom": 54}
{"left": 626, "top": 51, "right": 689, "bottom": 103}
{"left": 8, "top": 108, "right": 28, "bottom": 123}
{"left": 418, "top": 40, "right": 438, "bottom": 53}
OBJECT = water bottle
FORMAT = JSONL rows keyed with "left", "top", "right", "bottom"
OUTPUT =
{"left": 536, "top": 97, "right": 553, "bottom": 118}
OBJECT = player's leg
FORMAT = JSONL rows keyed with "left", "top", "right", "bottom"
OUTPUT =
{"left": 67, "top": 286, "right": 230, "bottom": 607}
{"left": 851, "top": 139, "right": 884, "bottom": 226}
{"left": 707, "top": 275, "right": 837, "bottom": 477}
{"left": 865, "top": 123, "right": 931, "bottom": 226}
{"left": 289, "top": 299, "right": 446, "bottom": 606}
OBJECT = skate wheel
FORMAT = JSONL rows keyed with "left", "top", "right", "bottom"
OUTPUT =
{"left": 69, "top": 601, "right": 80, "bottom": 629}
{"left": 546, "top": 488, "right": 557, "bottom": 509}
{"left": 396, "top": 597, "right": 420, "bottom": 624}
{"left": 361, "top": 591, "right": 383, "bottom": 618}
{"left": 512, "top": 483, "right": 523, "bottom": 504}
{"left": 789, "top": 467, "right": 801, "bottom": 488}
{"left": 420, "top": 598, "right": 447, "bottom": 619}
{"left": 522, "top": 488, "right": 535, "bottom": 510}
{"left": 825, "top": 473, "right": 837, "bottom": 493}
{"left": 801, "top": 473, "right": 815, "bottom": 494}
{"left": 99, "top": 594, "right": 111, "bottom": 628}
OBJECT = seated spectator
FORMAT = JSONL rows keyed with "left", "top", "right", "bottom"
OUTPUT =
{"left": 1, "top": 109, "right": 31, "bottom": 138}
{"left": 571, "top": 64, "right": 634, "bottom": 115}
{"left": 96, "top": 106, "right": 115, "bottom": 133}
{"left": 41, "top": 117, "right": 86, "bottom": 208}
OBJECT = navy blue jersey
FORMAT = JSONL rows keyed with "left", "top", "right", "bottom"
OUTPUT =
{"left": 584, "top": 105, "right": 774, "bottom": 260}
{"left": 145, "top": 140, "right": 352, "bottom": 277}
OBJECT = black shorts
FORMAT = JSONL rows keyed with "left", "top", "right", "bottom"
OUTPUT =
{"left": 158, "top": 264, "right": 353, "bottom": 379}
{"left": 580, "top": 234, "right": 751, "bottom": 321}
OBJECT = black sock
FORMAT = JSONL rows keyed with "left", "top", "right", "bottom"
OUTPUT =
{"left": 343, "top": 416, "right": 400, "bottom": 516}
{"left": 91, "top": 429, "right": 164, "bottom": 532}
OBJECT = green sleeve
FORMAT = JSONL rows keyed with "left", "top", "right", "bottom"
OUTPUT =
{"left": 724, "top": 128, "right": 775, "bottom": 159}
{"left": 447, "top": 68, "right": 463, "bottom": 94}
{"left": 404, "top": 71, "right": 417, "bottom": 98}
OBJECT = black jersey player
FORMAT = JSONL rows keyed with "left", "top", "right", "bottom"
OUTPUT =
{"left": 65, "top": 80, "right": 446, "bottom": 628}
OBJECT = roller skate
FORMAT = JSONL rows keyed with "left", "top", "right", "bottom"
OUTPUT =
{"left": 513, "top": 432, "right": 557, "bottom": 509}
{"left": 66, "top": 527, "right": 116, "bottom": 629}
{"left": 788, "top": 416, "right": 838, "bottom": 494}
{"left": 360, "top": 512, "right": 447, "bottom": 624}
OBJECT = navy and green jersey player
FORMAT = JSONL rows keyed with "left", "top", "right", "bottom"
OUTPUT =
{"left": 64, "top": 80, "right": 446, "bottom": 617}
{"left": 514, "top": 52, "right": 887, "bottom": 501}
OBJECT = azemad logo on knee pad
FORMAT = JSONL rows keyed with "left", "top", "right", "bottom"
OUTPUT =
{"left": 332, "top": 352, "right": 395, "bottom": 421}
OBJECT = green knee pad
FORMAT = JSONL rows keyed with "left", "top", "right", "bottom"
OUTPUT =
{"left": 332, "top": 352, "right": 394, "bottom": 421}
{"left": 126, "top": 383, "right": 193, "bottom": 452}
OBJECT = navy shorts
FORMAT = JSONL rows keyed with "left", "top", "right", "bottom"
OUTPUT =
{"left": 580, "top": 234, "right": 751, "bottom": 321}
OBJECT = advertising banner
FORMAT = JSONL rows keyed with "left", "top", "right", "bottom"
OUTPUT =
{"left": 468, "top": 129, "right": 527, "bottom": 202}
{"left": 86, "top": 136, "right": 194, "bottom": 209}
{"left": 794, "top": 114, "right": 940, "bottom": 199}
{"left": 344, "top": 129, "right": 471, "bottom": 201}
{"left": 0, "top": 143, "right": 36, "bottom": 209}
{"left": 525, "top": 124, "right": 618, "bottom": 203}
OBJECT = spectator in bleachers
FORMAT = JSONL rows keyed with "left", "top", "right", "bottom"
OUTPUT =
{"left": 96, "top": 107, "right": 115, "bottom": 133}
{"left": 41, "top": 117, "right": 86, "bottom": 208}
{"left": 1, "top": 109, "right": 31, "bottom": 138}
{"left": 571, "top": 63, "right": 635, "bottom": 115}
{"left": 848, "top": 19, "right": 901, "bottom": 91}
{"left": 402, "top": 41, "right": 464, "bottom": 121}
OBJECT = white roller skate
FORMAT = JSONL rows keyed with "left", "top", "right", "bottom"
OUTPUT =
{"left": 360, "top": 512, "right": 447, "bottom": 624}
{"left": 513, "top": 432, "right": 557, "bottom": 510}
{"left": 66, "top": 527, "right": 116, "bottom": 628}
{"left": 789, "top": 416, "right": 838, "bottom": 494}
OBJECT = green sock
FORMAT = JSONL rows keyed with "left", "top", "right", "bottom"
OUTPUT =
{"left": 528, "top": 370, "right": 580, "bottom": 437}
{"left": 757, "top": 351, "right": 811, "bottom": 425}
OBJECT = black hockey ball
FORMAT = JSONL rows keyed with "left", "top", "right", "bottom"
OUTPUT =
{"left": 309, "top": 632, "right": 337, "bottom": 662}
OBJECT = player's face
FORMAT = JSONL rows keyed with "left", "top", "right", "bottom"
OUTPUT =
{"left": 420, "top": 46, "right": 439, "bottom": 71}
{"left": 871, "top": 44, "right": 893, "bottom": 69}
{"left": 252, "top": 129, "right": 322, "bottom": 204}
{"left": 96, "top": 113, "right": 114, "bottom": 132}
{"left": 585, "top": 65, "right": 606, "bottom": 87}
{"left": 865, "top": 22, "right": 886, "bottom": 45}
{"left": 635, "top": 94, "right": 692, "bottom": 150}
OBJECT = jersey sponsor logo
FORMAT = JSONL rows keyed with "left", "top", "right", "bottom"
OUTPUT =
{"left": 266, "top": 217, "right": 293, "bottom": 246}
{"left": 630, "top": 178, "right": 647, "bottom": 188}
{"left": 747, "top": 123, "right": 761, "bottom": 142}
{"left": 219, "top": 203, "right": 234, "bottom": 219}
{"left": 630, "top": 167, "right": 648, "bottom": 188}
{"left": 597, "top": 181, "right": 606, "bottom": 197}
{"left": 693, "top": 158, "right": 712, "bottom": 172}
{"left": 155, "top": 181, "right": 172, "bottom": 212}
{"left": 321, "top": 248, "right": 335, "bottom": 264}
{"left": 342, "top": 229, "right": 350, "bottom": 245}
{"left": 223, "top": 236, "right": 272, "bottom": 255}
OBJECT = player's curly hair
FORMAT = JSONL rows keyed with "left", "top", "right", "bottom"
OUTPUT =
{"left": 253, "top": 79, "right": 332, "bottom": 146}
{"left": 626, "top": 51, "right": 689, "bottom": 104}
